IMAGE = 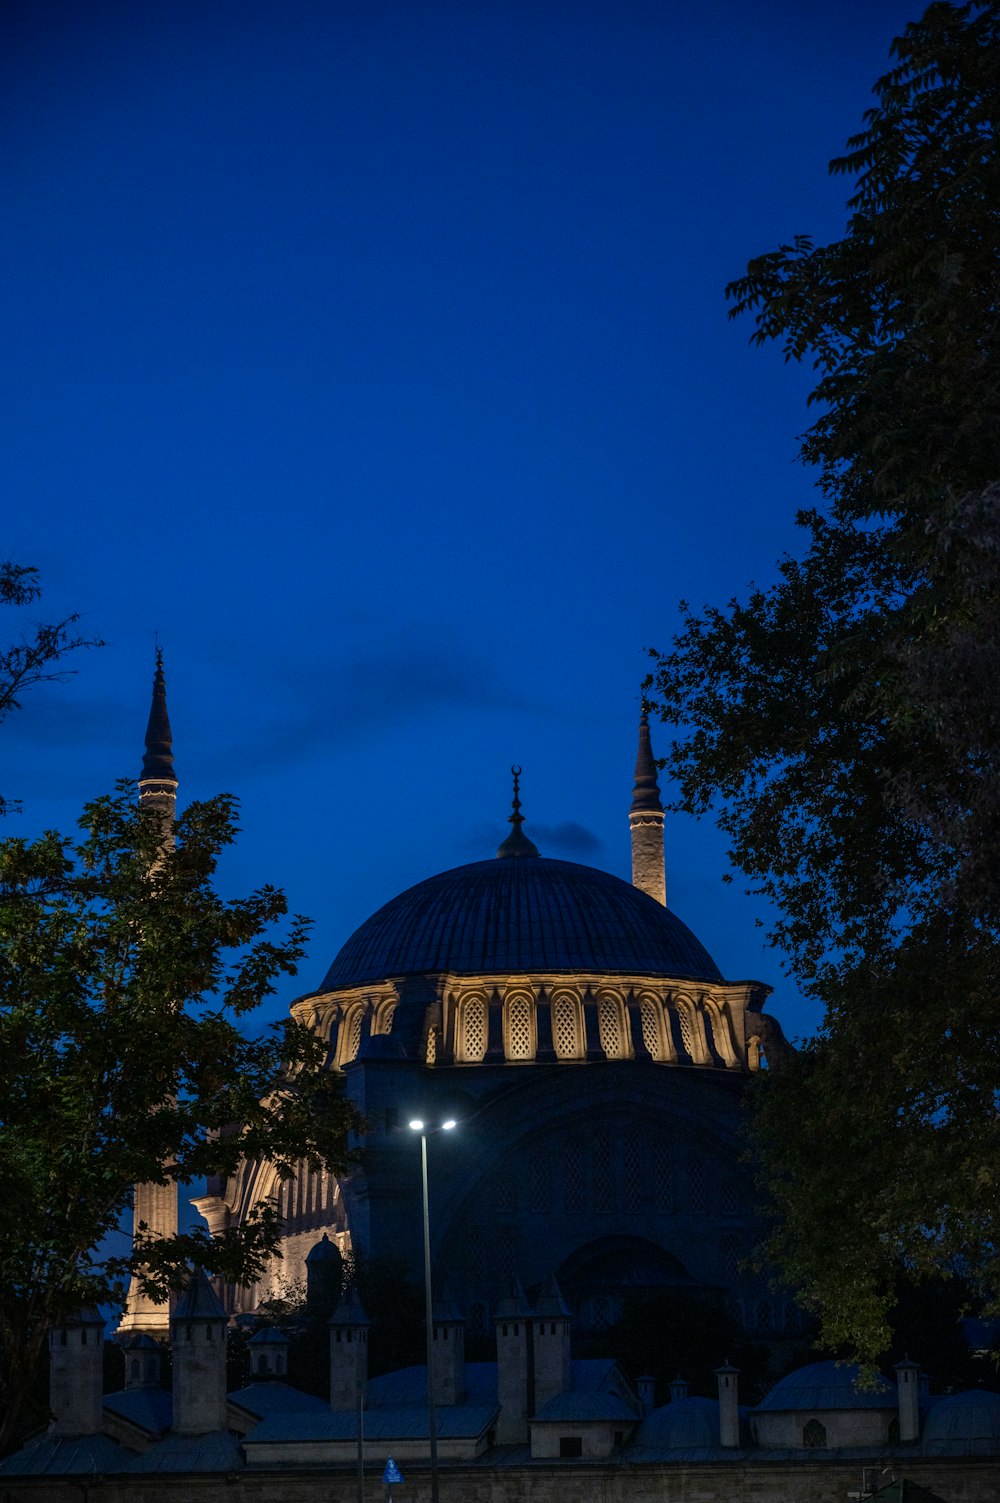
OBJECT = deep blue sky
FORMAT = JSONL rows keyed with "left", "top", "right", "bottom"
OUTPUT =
{"left": 3, "top": 0, "right": 917, "bottom": 1042}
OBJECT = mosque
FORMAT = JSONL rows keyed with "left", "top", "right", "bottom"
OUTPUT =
{"left": 119, "top": 656, "right": 791, "bottom": 1347}
{"left": 6, "top": 661, "right": 1000, "bottom": 1501}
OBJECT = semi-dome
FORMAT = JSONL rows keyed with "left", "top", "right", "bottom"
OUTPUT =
{"left": 318, "top": 855, "right": 722, "bottom": 991}
{"left": 635, "top": 1396, "right": 721, "bottom": 1449}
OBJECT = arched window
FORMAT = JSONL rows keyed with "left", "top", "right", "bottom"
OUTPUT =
{"left": 597, "top": 995, "right": 624, "bottom": 1059}
{"left": 460, "top": 996, "right": 487, "bottom": 1063}
{"left": 343, "top": 1008, "right": 363, "bottom": 1063}
{"left": 803, "top": 1418, "right": 827, "bottom": 1448}
{"left": 551, "top": 994, "right": 582, "bottom": 1060}
{"left": 505, "top": 993, "right": 535, "bottom": 1060}
{"left": 639, "top": 996, "right": 663, "bottom": 1060}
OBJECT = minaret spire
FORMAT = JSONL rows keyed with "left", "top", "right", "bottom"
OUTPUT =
{"left": 629, "top": 708, "right": 666, "bottom": 905}
{"left": 139, "top": 647, "right": 178, "bottom": 830}
{"left": 497, "top": 765, "right": 540, "bottom": 859}
{"left": 119, "top": 649, "right": 180, "bottom": 1338}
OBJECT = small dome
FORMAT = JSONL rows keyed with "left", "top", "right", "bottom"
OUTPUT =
{"left": 319, "top": 856, "right": 721, "bottom": 990}
{"left": 923, "top": 1390, "right": 1000, "bottom": 1445}
{"left": 755, "top": 1361, "right": 895, "bottom": 1413}
{"left": 636, "top": 1397, "right": 720, "bottom": 1448}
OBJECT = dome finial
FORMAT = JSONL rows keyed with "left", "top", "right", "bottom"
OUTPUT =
{"left": 497, "top": 764, "right": 540, "bottom": 859}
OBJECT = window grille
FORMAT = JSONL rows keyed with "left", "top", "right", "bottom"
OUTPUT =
{"left": 564, "top": 1139, "right": 586, "bottom": 1213}
{"left": 676, "top": 1005, "right": 695, "bottom": 1060}
{"left": 507, "top": 995, "right": 533, "bottom": 1059}
{"left": 591, "top": 1295, "right": 613, "bottom": 1329}
{"left": 494, "top": 1173, "right": 517, "bottom": 1214}
{"left": 721, "top": 1234, "right": 741, "bottom": 1279}
{"left": 529, "top": 1150, "right": 548, "bottom": 1212}
{"left": 640, "top": 998, "right": 662, "bottom": 1059}
{"left": 688, "top": 1157, "right": 708, "bottom": 1214}
{"left": 341, "top": 1009, "right": 362, "bottom": 1062}
{"left": 552, "top": 996, "right": 579, "bottom": 1058}
{"left": 425, "top": 1028, "right": 437, "bottom": 1065}
{"left": 593, "top": 1130, "right": 612, "bottom": 1213}
{"left": 720, "top": 1179, "right": 740, "bottom": 1217}
{"left": 462, "top": 997, "right": 487, "bottom": 1063}
{"left": 598, "top": 997, "right": 622, "bottom": 1059}
{"left": 652, "top": 1140, "right": 673, "bottom": 1212}
{"left": 623, "top": 1131, "right": 642, "bottom": 1211}
{"left": 755, "top": 1298, "right": 773, "bottom": 1333}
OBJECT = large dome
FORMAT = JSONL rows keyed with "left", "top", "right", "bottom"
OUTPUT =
{"left": 319, "top": 855, "right": 722, "bottom": 991}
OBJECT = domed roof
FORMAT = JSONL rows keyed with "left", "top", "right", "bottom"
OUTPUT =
{"left": 754, "top": 1361, "right": 895, "bottom": 1413}
{"left": 636, "top": 1396, "right": 721, "bottom": 1448}
{"left": 318, "top": 855, "right": 722, "bottom": 991}
{"left": 923, "top": 1390, "right": 1000, "bottom": 1445}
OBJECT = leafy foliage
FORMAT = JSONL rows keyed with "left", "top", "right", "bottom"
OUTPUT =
{"left": 0, "top": 787, "right": 359, "bottom": 1446}
{"left": 646, "top": 2, "right": 1000, "bottom": 1360}
{"left": 1, "top": 563, "right": 102, "bottom": 816}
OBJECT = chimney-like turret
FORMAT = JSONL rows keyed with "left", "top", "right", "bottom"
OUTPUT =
{"left": 431, "top": 1295, "right": 466, "bottom": 1407}
{"left": 329, "top": 1285, "right": 369, "bottom": 1412}
{"left": 630, "top": 710, "right": 666, "bottom": 905}
{"left": 531, "top": 1274, "right": 571, "bottom": 1413}
{"left": 170, "top": 1273, "right": 228, "bottom": 1435}
{"left": 894, "top": 1357, "right": 921, "bottom": 1444}
{"left": 494, "top": 1276, "right": 533, "bottom": 1443}
{"left": 248, "top": 1327, "right": 290, "bottom": 1381}
{"left": 49, "top": 1309, "right": 105, "bottom": 1437}
{"left": 715, "top": 1362, "right": 740, "bottom": 1448}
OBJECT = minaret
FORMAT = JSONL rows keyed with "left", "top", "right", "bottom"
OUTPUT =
{"left": 118, "top": 652, "right": 180, "bottom": 1337}
{"left": 138, "top": 647, "right": 178, "bottom": 830}
{"left": 629, "top": 709, "right": 666, "bottom": 906}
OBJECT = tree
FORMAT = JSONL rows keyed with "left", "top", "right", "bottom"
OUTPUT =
{"left": 645, "top": 1, "right": 1000, "bottom": 1361}
{"left": 0, "top": 787, "right": 359, "bottom": 1449}
{"left": 1, "top": 563, "right": 101, "bottom": 814}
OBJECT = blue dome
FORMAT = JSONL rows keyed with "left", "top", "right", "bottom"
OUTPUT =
{"left": 923, "top": 1390, "right": 1000, "bottom": 1445}
{"left": 319, "top": 856, "right": 722, "bottom": 991}
{"left": 636, "top": 1397, "right": 721, "bottom": 1448}
{"left": 754, "top": 1361, "right": 895, "bottom": 1413}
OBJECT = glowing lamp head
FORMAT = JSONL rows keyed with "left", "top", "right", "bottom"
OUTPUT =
{"left": 442, "top": 1119, "right": 457, "bottom": 1130}
{"left": 408, "top": 1119, "right": 425, "bottom": 1132}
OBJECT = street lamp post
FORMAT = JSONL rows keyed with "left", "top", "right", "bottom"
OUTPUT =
{"left": 408, "top": 1118, "right": 456, "bottom": 1503}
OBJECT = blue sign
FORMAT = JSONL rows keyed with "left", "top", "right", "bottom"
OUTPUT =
{"left": 383, "top": 1457, "right": 405, "bottom": 1485}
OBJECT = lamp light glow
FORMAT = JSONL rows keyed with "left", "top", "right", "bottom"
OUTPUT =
{"left": 441, "top": 1120, "right": 456, "bottom": 1130}
{"left": 408, "top": 1119, "right": 424, "bottom": 1131}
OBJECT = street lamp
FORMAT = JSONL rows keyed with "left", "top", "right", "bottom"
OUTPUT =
{"left": 408, "top": 1118, "right": 456, "bottom": 1503}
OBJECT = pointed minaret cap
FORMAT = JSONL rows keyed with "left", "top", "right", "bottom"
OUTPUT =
{"left": 631, "top": 709, "right": 663, "bottom": 815}
{"left": 532, "top": 1273, "right": 570, "bottom": 1320}
{"left": 173, "top": 1270, "right": 226, "bottom": 1321}
{"left": 494, "top": 1274, "right": 534, "bottom": 1321}
{"left": 140, "top": 648, "right": 177, "bottom": 787}
{"left": 497, "top": 765, "right": 540, "bottom": 859}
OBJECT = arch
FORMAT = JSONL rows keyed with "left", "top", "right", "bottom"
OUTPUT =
{"left": 550, "top": 990, "right": 584, "bottom": 1061}
{"left": 672, "top": 992, "right": 711, "bottom": 1065}
{"left": 637, "top": 990, "right": 676, "bottom": 1063}
{"left": 803, "top": 1418, "right": 827, "bottom": 1448}
{"left": 338, "top": 1006, "right": 364, "bottom": 1066}
{"left": 504, "top": 990, "right": 536, "bottom": 1061}
{"left": 372, "top": 997, "right": 397, "bottom": 1035}
{"left": 458, "top": 993, "right": 488, "bottom": 1064}
{"left": 702, "top": 994, "right": 739, "bottom": 1067}
{"left": 596, "top": 991, "right": 630, "bottom": 1060}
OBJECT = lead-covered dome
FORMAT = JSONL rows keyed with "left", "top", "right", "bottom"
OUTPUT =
{"left": 319, "top": 855, "right": 721, "bottom": 991}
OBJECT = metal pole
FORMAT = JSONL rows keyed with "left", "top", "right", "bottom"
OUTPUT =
{"left": 420, "top": 1131, "right": 439, "bottom": 1503}
{"left": 356, "top": 1382, "right": 364, "bottom": 1503}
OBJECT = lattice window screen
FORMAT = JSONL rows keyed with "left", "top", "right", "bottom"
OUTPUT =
{"left": 462, "top": 998, "right": 487, "bottom": 1063}
{"left": 425, "top": 1028, "right": 437, "bottom": 1065}
{"left": 564, "top": 1139, "right": 585, "bottom": 1213}
{"left": 720, "top": 1179, "right": 740, "bottom": 1217}
{"left": 529, "top": 1150, "right": 548, "bottom": 1212}
{"left": 507, "top": 996, "right": 533, "bottom": 1059}
{"left": 640, "top": 999, "right": 662, "bottom": 1060}
{"left": 494, "top": 1173, "right": 516, "bottom": 1214}
{"left": 755, "top": 1299, "right": 774, "bottom": 1333}
{"left": 465, "top": 1226, "right": 486, "bottom": 1285}
{"left": 721, "top": 1233, "right": 741, "bottom": 1279}
{"left": 598, "top": 998, "right": 622, "bottom": 1059}
{"left": 593, "top": 1130, "right": 612, "bottom": 1213}
{"left": 344, "top": 1010, "right": 363, "bottom": 1062}
{"left": 688, "top": 1157, "right": 708, "bottom": 1214}
{"left": 676, "top": 1005, "right": 695, "bottom": 1060}
{"left": 653, "top": 1141, "right": 673, "bottom": 1212}
{"left": 623, "top": 1131, "right": 642, "bottom": 1211}
{"left": 552, "top": 997, "right": 579, "bottom": 1058}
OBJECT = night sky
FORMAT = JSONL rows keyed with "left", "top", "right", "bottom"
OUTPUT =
{"left": 3, "top": 0, "right": 917, "bottom": 1044}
